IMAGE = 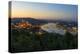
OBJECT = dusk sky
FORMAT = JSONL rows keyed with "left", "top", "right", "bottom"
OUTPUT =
{"left": 11, "top": 1, "right": 77, "bottom": 22}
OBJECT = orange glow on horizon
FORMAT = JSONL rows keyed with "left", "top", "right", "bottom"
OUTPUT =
{"left": 11, "top": 8, "right": 67, "bottom": 20}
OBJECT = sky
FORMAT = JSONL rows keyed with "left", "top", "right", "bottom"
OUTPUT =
{"left": 11, "top": 1, "right": 77, "bottom": 22}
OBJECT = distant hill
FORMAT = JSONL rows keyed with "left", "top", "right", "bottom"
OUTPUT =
{"left": 9, "top": 17, "right": 77, "bottom": 27}
{"left": 9, "top": 17, "right": 48, "bottom": 25}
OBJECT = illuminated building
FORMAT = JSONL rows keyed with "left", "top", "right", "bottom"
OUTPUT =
{"left": 15, "top": 19, "right": 32, "bottom": 29}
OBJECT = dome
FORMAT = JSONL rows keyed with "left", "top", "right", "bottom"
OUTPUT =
{"left": 41, "top": 23, "right": 66, "bottom": 35}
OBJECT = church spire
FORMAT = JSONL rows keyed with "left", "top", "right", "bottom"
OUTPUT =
{"left": 22, "top": 19, "right": 25, "bottom": 22}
